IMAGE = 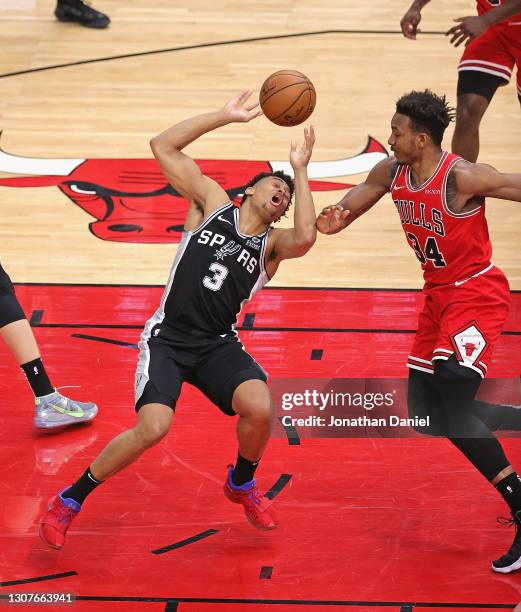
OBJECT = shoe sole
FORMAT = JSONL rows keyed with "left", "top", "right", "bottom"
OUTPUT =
{"left": 491, "top": 557, "right": 521, "bottom": 573}
{"left": 34, "top": 415, "right": 96, "bottom": 431}
{"left": 55, "top": 16, "right": 109, "bottom": 28}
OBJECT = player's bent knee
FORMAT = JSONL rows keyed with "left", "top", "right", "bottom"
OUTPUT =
{"left": 136, "top": 407, "right": 172, "bottom": 448}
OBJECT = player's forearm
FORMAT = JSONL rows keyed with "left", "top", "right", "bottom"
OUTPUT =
{"left": 409, "top": 0, "right": 431, "bottom": 11}
{"left": 292, "top": 167, "right": 317, "bottom": 245}
{"left": 150, "top": 110, "right": 230, "bottom": 153}
{"left": 481, "top": 0, "right": 521, "bottom": 27}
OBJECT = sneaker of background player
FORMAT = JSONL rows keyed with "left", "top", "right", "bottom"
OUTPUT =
{"left": 34, "top": 390, "right": 98, "bottom": 431}
{"left": 492, "top": 511, "right": 521, "bottom": 573}
{"left": 55, "top": 0, "right": 110, "bottom": 28}
{"left": 223, "top": 465, "right": 277, "bottom": 530}
{"left": 39, "top": 491, "right": 81, "bottom": 550}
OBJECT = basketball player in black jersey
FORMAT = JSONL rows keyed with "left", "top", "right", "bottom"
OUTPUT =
{"left": 39, "top": 90, "right": 317, "bottom": 547}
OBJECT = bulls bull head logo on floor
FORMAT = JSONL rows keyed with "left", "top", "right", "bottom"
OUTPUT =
{"left": 0, "top": 134, "right": 387, "bottom": 244}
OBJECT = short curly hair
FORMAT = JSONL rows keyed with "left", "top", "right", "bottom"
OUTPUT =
{"left": 396, "top": 89, "right": 455, "bottom": 146}
{"left": 240, "top": 171, "right": 295, "bottom": 211}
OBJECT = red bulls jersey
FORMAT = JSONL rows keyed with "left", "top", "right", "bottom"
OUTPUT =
{"left": 390, "top": 151, "right": 492, "bottom": 285}
{"left": 476, "top": 0, "right": 521, "bottom": 25}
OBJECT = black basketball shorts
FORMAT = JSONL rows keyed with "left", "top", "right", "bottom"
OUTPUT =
{"left": 0, "top": 263, "right": 26, "bottom": 328}
{"left": 134, "top": 323, "right": 268, "bottom": 415}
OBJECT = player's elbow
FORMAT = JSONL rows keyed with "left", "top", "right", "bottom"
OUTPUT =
{"left": 295, "top": 231, "right": 316, "bottom": 253}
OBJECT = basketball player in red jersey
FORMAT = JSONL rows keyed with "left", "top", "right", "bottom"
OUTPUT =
{"left": 317, "top": 89, "right": 521, "bottom": 573}
{"left": 39, "top": 91, "right": 318, "bottom": 549}
{"left": 400, "top": 0, "right": 521, "bottom": 162}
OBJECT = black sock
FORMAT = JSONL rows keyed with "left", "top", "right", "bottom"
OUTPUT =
{"left": 496, "top": 472, "right": 521, "bottom": 514}
{"left": 62, "top": 467, "right": 103, "bottom": 505}
{"left": 21, "top": 358, "right": 54, "bottom": 397}
{"left": 231, "top": 453, "right": 260, "bottom": 486}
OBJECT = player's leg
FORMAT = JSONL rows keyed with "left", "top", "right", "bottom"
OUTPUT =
{"left": 54, "top": 0, "right": 110, "bottom": 28}
{"left": 0, "top": 264, "right": 97, "bottom": 429}
{"left": 431, "top": 271, "right": 521, "bottom": 572}
{"left": 454, "top": 29, "right": 513, "bottom": 161}
{"left": 453, "top": 77, "right": 504, "bottom": 163}
{"left": 432, "top": 356, "right": 521, "bottom": 573}
{"left": 191, "top": 337, "right": 277, "bottom": 530}
{"left": 39, "top": 333, "right": 184, "bottom": 549}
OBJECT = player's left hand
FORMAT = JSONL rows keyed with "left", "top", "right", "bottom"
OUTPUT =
{"left": 289, "top": 125, "right": 315, "bottom": 170}
{"left": 446, "top": 16, "right": 488, "bottom": 47}
{"left": 223, "top": 90, "right": 263, "bottom": 123}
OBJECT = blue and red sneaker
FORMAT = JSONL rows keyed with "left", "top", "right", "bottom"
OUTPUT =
{"left": 39, "top": 490, "right": 81, "bottom": 550}
{"left": 223, "top": 465, "right": 277, "bottom": 530}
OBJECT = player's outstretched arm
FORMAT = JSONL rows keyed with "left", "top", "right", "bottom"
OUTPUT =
{"left": 316, "top": 157, "right": 393, "bottom": 235}
{"left": 150, "top": 90, "right": 262, "bottom": 212}
{"left": 400, "top": 0, "right": 431, "bottom": 39}
{"left": 455, "top": 162, "right": 521, "bottom": 203}
{"left": 267, "top": 126, "right": 317, "bottom": 266}
{"left": 446, "top": 0, "right": 521, "bottom": 47}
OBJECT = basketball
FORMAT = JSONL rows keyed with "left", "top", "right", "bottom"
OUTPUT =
{"left": 259, "top": 70, "right": 316, "bottom": 127}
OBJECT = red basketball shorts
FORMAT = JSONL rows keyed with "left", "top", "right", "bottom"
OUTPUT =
{"left": 407, "top": 265, "right": 510, "bottom": 378}
{"left": 458, "top": 24, "right": 521, "bottom": 97}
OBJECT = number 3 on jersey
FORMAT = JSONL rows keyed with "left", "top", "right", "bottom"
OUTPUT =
{"left": 406, "top": 233, "right": 446, "bottom": 267}
{"left": 203, "top": 262, "right": 229, "bottom": 291}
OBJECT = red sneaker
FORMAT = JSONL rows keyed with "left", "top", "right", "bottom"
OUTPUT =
{"left": 223, "top": 466, "right": 277, "bottom": 530}
{"left": 39, "top": 491, "right": 81, "bottom": 550}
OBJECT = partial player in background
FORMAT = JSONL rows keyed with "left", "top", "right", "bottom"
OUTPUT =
{"left": 54, "top": 0, "right": 110, "bottom": 28}
{"left": 317, "top": 89, "right": 521, "bottom": 573}
{"left": 400, "top": 0, "right": 521, "bottom": 162}
{"left": 0, "top": 263, "right": 97, "bottom": 430}
{"left": 39, "top": 90, "right": 318, "bottom": 549}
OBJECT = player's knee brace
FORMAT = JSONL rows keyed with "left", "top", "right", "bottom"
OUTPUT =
{"left": 0, "top": 266, "right": 26, "bottom": 328}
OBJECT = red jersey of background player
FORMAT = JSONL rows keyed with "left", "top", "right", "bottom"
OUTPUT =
{"left": 477, "top": 0, "right": 521, "bottom": 24}
{"left": 390, "top": 151, "right": 492, "bottom": 285}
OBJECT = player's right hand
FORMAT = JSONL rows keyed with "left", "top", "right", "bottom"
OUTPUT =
{"left": 400, "top": 7, "right": 422, "bottom": 39}
{"left": 223, "top": 90, "right": 263, "bottom": 123}
{"left": 316, "top": 205, "right": 350, "bottom": 235}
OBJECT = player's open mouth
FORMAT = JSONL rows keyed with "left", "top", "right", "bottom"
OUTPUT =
{"left": 271, "top": 194, "right": 282, "bottom": 206}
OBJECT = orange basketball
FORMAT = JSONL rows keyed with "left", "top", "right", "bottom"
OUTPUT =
{"left": 259, "top": 70, "right": 316, "bottom": 127}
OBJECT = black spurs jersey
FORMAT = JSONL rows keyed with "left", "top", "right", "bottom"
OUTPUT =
{"left": 147, "top": 203, "right": 270, "bottom": 336}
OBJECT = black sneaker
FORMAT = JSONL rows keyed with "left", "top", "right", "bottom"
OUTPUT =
{"left": 55, "top": 0, "right": 110, "bottom": 28}
{"left": 492, "top": 511, "right": 521, "bottom": 573}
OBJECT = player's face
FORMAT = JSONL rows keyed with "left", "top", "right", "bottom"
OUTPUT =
{"left": 388, "top": 113, "right": 418, "bottom": 164}
{"left": 251, "top": 176, "right": 291, "bottom": 222}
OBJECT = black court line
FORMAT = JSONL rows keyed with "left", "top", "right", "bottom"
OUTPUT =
{"left": 71, "top": 333, "right": 138, "bottom": 348}
{"left": 243, "top": 313, "right": 256, "bottom": 329}
{"left": 0, "top": 571, "right": 77, "bottom": 587}
{"left": 259, "top": 566, "right": 273, "bottom": 579}
{"left": 151, "top": 529, "right": 218, "bottom": 555}
{"left": 13, "top": 282, "right": 521, "bottom": 295}
{"left": 29, "top": 309, "right": 44, "bottom": 325}
{"left": 59, "top": 595, "right": 516, "bottom": 608}
{"left": 278, "top": 416, "right": 301, "bottom": 445}
{"left": 264, "top": 474, "right": 292, "bottom": 500}
{"left": 164, "top": 604, "right": 178, "bottom": 611}
{"left": 0, "top": 30, "right": 447, "bottom": 79}
{"left": 401, "top": 607, "right": 414, "bottom": 612}
{"left": 34, "top": 322, "right": 521, "bottom": 337}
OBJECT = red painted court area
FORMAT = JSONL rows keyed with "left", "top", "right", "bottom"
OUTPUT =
{"left": 1, "top": 284, "right": 521, "bottom": 611}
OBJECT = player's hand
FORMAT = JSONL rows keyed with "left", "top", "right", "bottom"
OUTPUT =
{"left": 400, "top": 7, "right": 422, "bottom": 39}
{"left": 290, "top": 125, "right": 315, "bottom": 170}
{"left": 316, "top": 205, "right": 350, "bottom": 235}
{"left": 446, "top": 16, "right": 487, "bottom": 47}
{"left": 223, "top": 90, "right": 263, "bottom": 123}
